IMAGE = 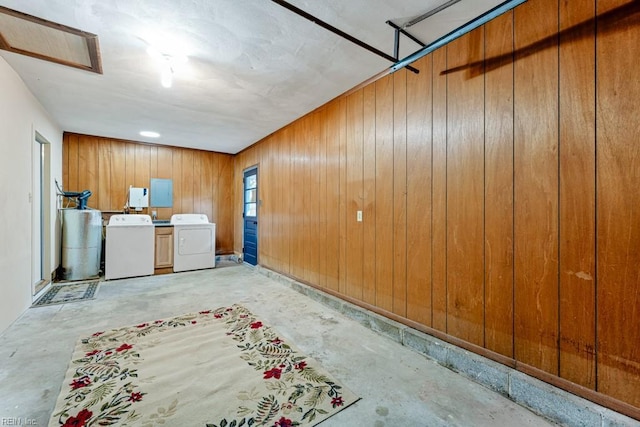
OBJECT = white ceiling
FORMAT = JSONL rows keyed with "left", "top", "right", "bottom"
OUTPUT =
{"left": 0, "top": 0, "right": 504, "bottom": 154}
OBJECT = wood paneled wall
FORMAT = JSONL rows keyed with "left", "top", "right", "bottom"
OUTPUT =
{"left": 234, "top": 0, "right": 640, "bottom": 416}
{"left": 63, "top": 133, "right": 234, "bottom": 253}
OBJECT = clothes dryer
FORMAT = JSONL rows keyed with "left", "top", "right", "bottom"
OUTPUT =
{"left": 170, "top": 214, "right": 216, "bottom": 272}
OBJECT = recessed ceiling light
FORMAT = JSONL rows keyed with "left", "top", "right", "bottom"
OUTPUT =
{"left": 140, "top": 131, "right": 160, "bottom": 138}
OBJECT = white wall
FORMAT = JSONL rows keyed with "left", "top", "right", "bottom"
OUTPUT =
{"left": 0, "top": 56, "right": 62, "bottom": 333}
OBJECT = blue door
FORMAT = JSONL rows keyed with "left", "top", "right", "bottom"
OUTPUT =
{"left": 243, "top": 167, "right": 258, "bottom": 265}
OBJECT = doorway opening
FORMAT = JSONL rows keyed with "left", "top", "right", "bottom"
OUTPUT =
{"left": 33, "top": 131, "right": 51, "bottom": 296}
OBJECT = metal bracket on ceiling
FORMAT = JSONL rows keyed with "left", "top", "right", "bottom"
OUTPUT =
{"left": 385, "top": 21, "right": 426, "bottom": 61}
{"left": 386, "top": 0, "right": 462, "bottom": 60}
{"left": 270, "top": 0, "right": 419, "bottom": 74}
{"left": 390, "top": 0, "right": 528, "bottom": 73}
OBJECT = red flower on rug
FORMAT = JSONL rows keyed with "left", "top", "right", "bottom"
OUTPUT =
{"left": 263, "top": 367, "right": 282, "bottom": 379}
{"left": 294, "top": 361, "right": 307, "bottom": 371}
{"left": 116, "top": 343, "right": 133, "bottom": 352}
{"left": 136, "top": 323, "right": 148, "bottom": 328}
{"left": 85, "top": 349, "right": 100, "bottom": 357}
{"left": 331, "top": 396, "right": 344, "bottom": 407}
{"left": 70, "top": 376, "right": 91, "bottom": 390}
{"left": 199, "top": 310, "right": 211, "bottom": 314}
{"left": 250, "top": 321, "right": 263, "bottom": 329}
{"left": 273, "top": 417, "right": 294, "bottom": 427}
{"left": 62, "top": 408, "right": 92, "bottom": 427}
{"left": 128, "top": 392, "right": 144, "bottom": 402}
{"left": 91, "top": 331, "right": 103, "bottom": 337}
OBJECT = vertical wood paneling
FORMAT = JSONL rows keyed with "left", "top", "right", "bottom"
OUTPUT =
{"left": 446, "top": 30, "right": 485, "bottom": 346}
{"left": 200, "top": 153, "right": 214, "bottom": 225}
{"left": 374, "top": 76, "right": 394, "bottom": 313}
{"left": 406, "top": 55, "right": 433, "bottom": 326}
{"left": 325, "top": 103, "right": 341, "bottom": 291}
{"left": 393, "top": 70, "right": 408, "bottom": 317}
{"left": 134, "top": 144, "right": 150, "bottom": 190}
{"left": 484, "top": 12, "right": 515, "bottom": 358}
{"left": 78, "top": 136, "right": 99, "bottom": 208}
{"left": 291, "top": 122, "right": 305, "bottom": 279}
{"left": 270, "top": 135, "right": 281, "bottom": 272}
{"left": 260, "top": 141, "right": 271, "bottom": 268}
{"left": 172, "top": 149, "right": 183, "bottom": 218}
{"left": 98, "top": 141, "right": 112, "bottom": 212}
{"left": 218, "top": 153, "right": 234, "bottom": 254}
{"left": 156, "top": 146, "right": 173, "bottom": 219}
{"left": 302, "top": 120, "right": 314, "bottom": 283}
{"left": 559, "top": 0, "right": 596, "bottom": 389}
{"left": 210, "top": 153, "right": 220, "bottom": 227}
{"left": 317, "top": 108, "right": 328, "bottom": 289}
{"left": 514, "top": 0, "right": 559, "bottom": 374}
{"left": 66, "top": 133, "right": 79, "bottom": 193}
{"left": 309, "top": 112, "right": 321, "bottom": 285}
{"left": 110, "top": 140, "right": 127, "bottom": 212}
{"left": 149, "top": 146, "right": 158, "bottom": 179}
{"left": 596, "top": 0, "right": 640, "bottom": 406}
{"left": 346, "top": 90, "right": 364, "bottom": 300}
{"left": 125, "top": 143, "right": 136, "bottom": 207}
{"left": 193, "top": 153, "right": 202, "bottom": 215}
{"left": 432, "top": 47, "right": 448, "bottom": 332}
{"left": 233, "top": 152, "right": 243, "bottom": 254}
{"left": 281, "top": 128, "right": 292, "bottom": 275}
{"left": 338, "top": 98, "right": 348, "bottom": 294}
{"left": 149, "top": 146, "right": 158, "bottom": 213}
{"left": 362, "top": 84, "right": 377, "bottom": 306}
{"left": 181, "top": 149, "right": 194, "bottom": 213}
{"left": 62, "top": 133, "right": 70, "bottom": 192}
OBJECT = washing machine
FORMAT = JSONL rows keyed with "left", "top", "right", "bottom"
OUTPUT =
{"left": 170, "top": 214, "right": 216, "bottom": 272}
{"left": 105, "top": 214, "right": 155, "bottom": 280}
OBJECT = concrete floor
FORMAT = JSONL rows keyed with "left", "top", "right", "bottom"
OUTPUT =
{"left": 0, "top": 263, "right": 556, "bottom": 426}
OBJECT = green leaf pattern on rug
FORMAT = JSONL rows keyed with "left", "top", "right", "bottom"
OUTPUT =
{"left": 205, "top": 304, "right": 349, "bottom": 426}
{"left": 52, "top": 314, "right": 200, "bottom": 426}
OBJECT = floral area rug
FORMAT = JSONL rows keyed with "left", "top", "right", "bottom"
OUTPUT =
{"left": 33, "top": 281, "right": 99, "bottom": 307}
{"left": 49, "top": 304, "right": 359, "bottom": 426}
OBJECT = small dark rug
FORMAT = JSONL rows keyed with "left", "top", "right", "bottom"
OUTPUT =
{"left": 32, "top": 281, "right": 99, "bottom": 307}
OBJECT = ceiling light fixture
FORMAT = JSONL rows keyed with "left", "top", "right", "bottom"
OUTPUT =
{"left": 147, "top": 46, "right": 187, "bottom": 89}
{"left": 140, "top": 131, "right": 160, "bottom": 138}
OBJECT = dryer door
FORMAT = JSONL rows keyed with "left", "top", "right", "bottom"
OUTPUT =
{"left": 177, "top": 227, "right": 213, "bottom": 255}
{"left": 174, "top": 225, "right": 215, "bottom": 272}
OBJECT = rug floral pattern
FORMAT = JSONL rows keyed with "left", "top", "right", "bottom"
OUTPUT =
{"left": 49, "top": 304, "right": 358, "bottom": 426}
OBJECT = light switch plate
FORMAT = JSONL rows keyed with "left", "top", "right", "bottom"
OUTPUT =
{"left": 357, "top": 210, "right": 363, "bottom": 222}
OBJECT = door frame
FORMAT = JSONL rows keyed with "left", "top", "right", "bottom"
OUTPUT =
{"left": 33, "top": 130, "right": 52, "bottom": 296}
{"left": 242, "top": 165, "right": 258, "bottom": 265}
